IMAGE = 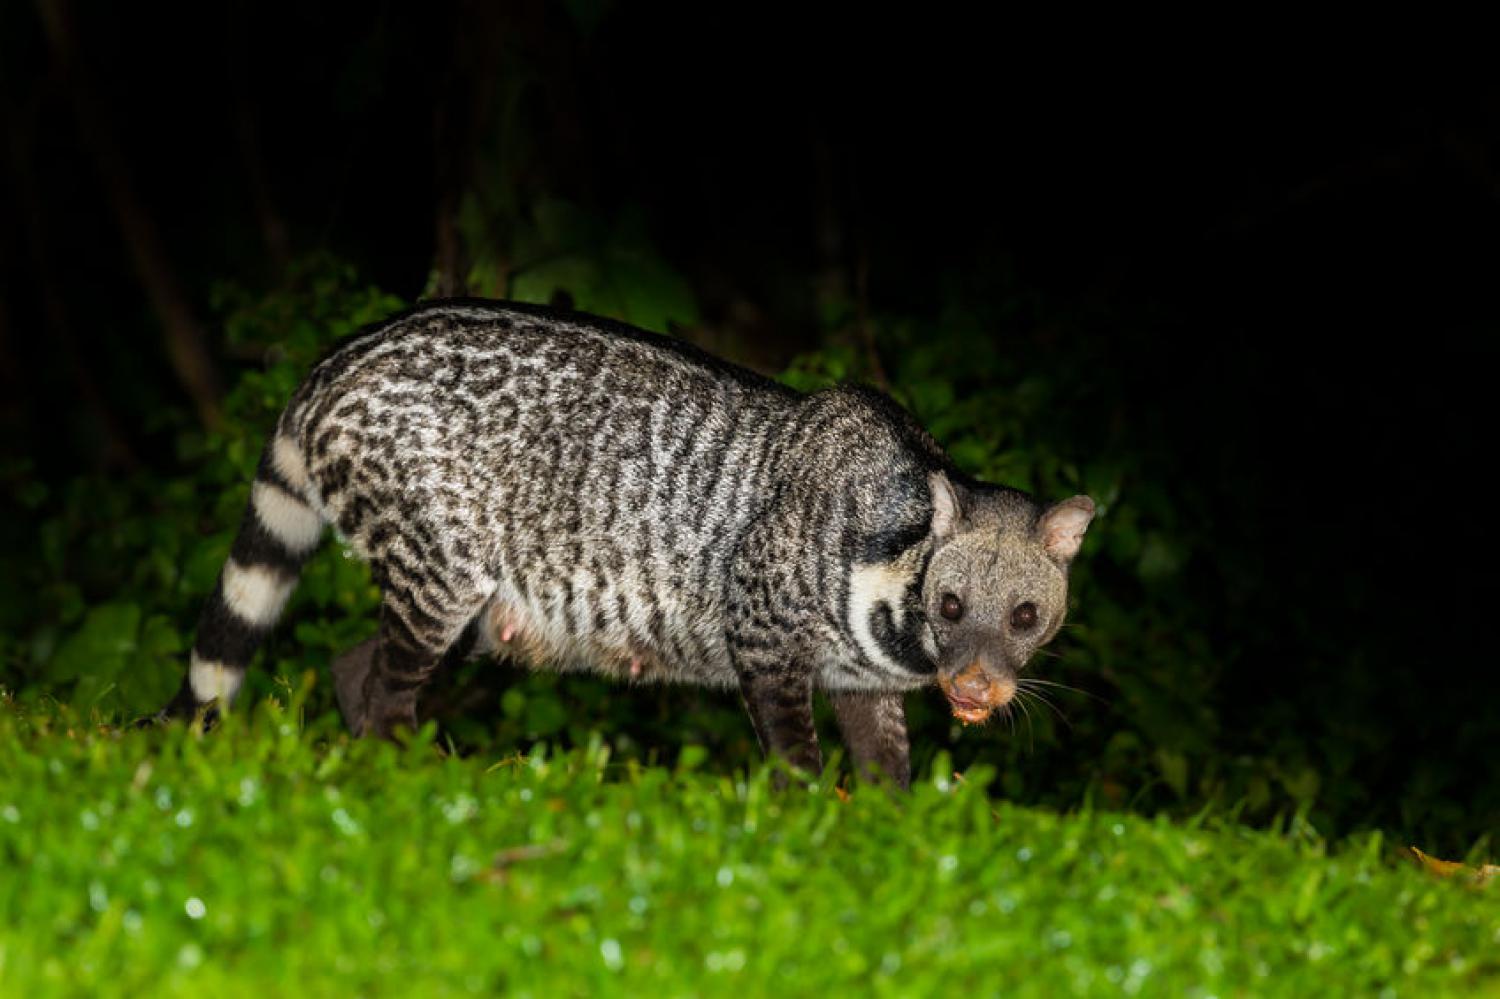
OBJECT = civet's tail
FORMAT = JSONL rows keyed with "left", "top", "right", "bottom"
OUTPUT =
{"left": 161, "top": 432, "right": 325, "bottom": 719}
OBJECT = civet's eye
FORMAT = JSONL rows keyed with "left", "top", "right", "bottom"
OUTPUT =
{"left": 1011, "top": 602, "right": 1039, "bottom": 631}
{"left": 940, "top": 593, "right": 964, "bottom": 621}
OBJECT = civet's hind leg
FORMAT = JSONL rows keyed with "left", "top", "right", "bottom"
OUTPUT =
{"left": 330, "top": 637, "right": 379, "bottom": 734}
{"left": 358, "top": 584, "right": 489, "bottom": 739}
{"left": 331, "top": 620, "right": 481, "bottom": 734}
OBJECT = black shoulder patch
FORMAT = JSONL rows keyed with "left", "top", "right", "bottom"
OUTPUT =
{"left": 870, "top": 597, "right": 936, "bottom": 675}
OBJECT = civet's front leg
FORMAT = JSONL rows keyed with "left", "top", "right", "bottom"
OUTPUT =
{"left": 829, "top": 690, "right": 911, "bottom": 790}
{"left": 738, "top": 669, "right": 824, "bottom": 779}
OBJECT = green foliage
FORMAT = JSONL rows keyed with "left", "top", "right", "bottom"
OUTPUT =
{"left": 43, "top": 602, "right": 179, "bottom": 714}
{"left": 462, "top": 197, "right": 699, "bottom": 334}
{"left": 1, "top": 257, "right": 402, "bottom": 721}
{"left": 2, "top": 701, "right": 1497, "bottom": 995}
{"left": 445, "top": 45, "right": 698, "bottom": 335}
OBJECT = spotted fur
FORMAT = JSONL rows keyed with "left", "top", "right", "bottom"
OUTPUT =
{"left": 164, "top": 299, "right": 1095, "bottom": 786}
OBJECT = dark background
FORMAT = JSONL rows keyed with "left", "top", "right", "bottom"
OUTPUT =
{"left": 2, "top": 5, "right": 1495, "bottom": 851}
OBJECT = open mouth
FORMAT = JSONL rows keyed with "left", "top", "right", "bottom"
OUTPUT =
{"left": 944, "top": 695, "right": 994, "bottom": 725}
{"left": 939, "top": 662, "right": 1016, "bottom": 726}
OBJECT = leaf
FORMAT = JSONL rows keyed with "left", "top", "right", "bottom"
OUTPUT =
{"left": 676, "top": 745, "right": 708, "bottom": 773}
{"left": 1408, "top": 847, "right": 1498, "bottom": 886}
{"left": 114, "top": 614, "right": 188, "bottom": 716}
{"left": 45, "top": 602, "right": 141, "bottom": 684}
{"left": 182, "top": 535, "right": 232, "bottom": 596}
{"left": 525, "top": 692, "right": 568, "bottom": 737}
{"left": 1137, "top": 532, "right": 1186, "bottom": 580}
{"left": 1154, "top": 747, "right": 1189, "bottom": 799}
{"left": 602, "top": 252, "right": 699, "bottom": 333}
{"left": 1278, "top": 767, "right": 1321, "bottom": 806}
{"left": 511, "top": 254, "right": 602, "bottom": 312}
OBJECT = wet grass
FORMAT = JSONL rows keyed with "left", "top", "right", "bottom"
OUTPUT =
{"left": 1, "top": 698, "right": 1497, "bottom": 996}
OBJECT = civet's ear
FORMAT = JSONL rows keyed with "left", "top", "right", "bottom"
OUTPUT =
{"left": 1037, "top": 496, "right": 1096, "bottom": 562}
{"left": 929, "top": 471, "right": 965, "bottom": 540}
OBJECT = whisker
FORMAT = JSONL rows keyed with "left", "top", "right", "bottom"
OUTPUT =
{"left": 1017, "top": 686, "right": 1073, "bottom": 731}
{"left": 1026, "top": 684, "right": 1062, "bottom": 708}
{"left": 1017, "top": 679, "right": 1059, "bottom": 687}
{"left": 1035, "top": 695, "right": 1073, "bottom": 730}
{"left": 1027, "top": 684, "right": 1069, "bottom": 715}
{"left": 1018, "top": 677, "right": 1080, "bottom": 693}
{"left": 1020, "top": 678, "right": 1068, "bottom": 699}
{"left": 1011, "top": 692, "right": 1036, "bottom": 752}
{"left": 1019, "top": 677, "right": 1110, "bottom": 705}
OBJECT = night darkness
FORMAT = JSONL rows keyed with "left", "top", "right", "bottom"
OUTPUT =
{"left": 2, "top": 5, "right": 1497, "bottom": 849}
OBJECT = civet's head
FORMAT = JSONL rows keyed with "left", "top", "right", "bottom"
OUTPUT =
{"left": 922, "top": 472, "right": 1095, "bottom": 724}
